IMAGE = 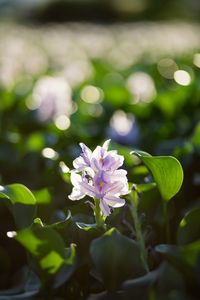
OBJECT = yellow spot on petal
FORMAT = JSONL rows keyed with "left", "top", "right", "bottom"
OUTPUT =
{"left": 99, "top": 181, "right": 104, "bottom": 187}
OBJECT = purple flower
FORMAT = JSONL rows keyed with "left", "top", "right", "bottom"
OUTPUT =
{"left": 69, "top": 140, "right": 129, "bottom": 216}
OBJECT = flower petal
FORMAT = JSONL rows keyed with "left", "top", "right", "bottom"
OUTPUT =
{"left": 103, "top": 194, "right": 125, "bottom": 208}
{"left": 104, "top": 181, "right": 124, "bottom": 195}
{"left": 100, "top": 199, "right": 111, "bottom": 217}
{"left": 105, "top": 154, "right": 124, "bottom": 170}
{"left": 80, "top": 181, "right": 96, "bottom": 197}
{"left": 71, "top": 172, "right": 82, "bottom": 188}
{"left": 73, "top": 156, "right": 87, "bottom": 170}
{"left": 104, "top": 169, "right": 127, "bottom": 183}
{"left": 102, "top": 139, "right": 111, "bottom": 150}
{"left": 79, "top": 143, "right": 92, "bottom": 165}
{"left": 68, "top": 188, "right": 85, "bottom": 200}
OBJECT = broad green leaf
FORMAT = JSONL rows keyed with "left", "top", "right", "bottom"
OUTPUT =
{"left": 154, "top": 262, "right": 185, "bottom": 297}
{"left": 11, "top": 203, "right": 37, "bottom": 229}
{"left": 123, "top": 262, "right": 184, "bottom": 299}
{"left": 33, "top": 188, "right": 51, "bottom": 204}
{"left": 90, "top": 228, "right": 145, "bottom": 290}
{"left": 177, "top": 207, "right": 200, "bottom": 245}
{"left": 131, "top": 151, "right": 183, "bottom": 201}
{"left": 155, "top": 240, "right": 200, "bottom": 281}
{"left": 123, "top": 267, "right": 158, "bottom": 299}
{"left": 53, "top": 244, "right": 77, "bottom": 288}
{"left": 0, "top": 184, "right": 36, "bottom": 205}
{"left": 0, "top": 184, "right": 36, "bottom": 228}
{"left": 0, "top": 267, "right": 40, "bottom": 299}
{"left": 132, "top": 165, "right": 149, "bottom": 176}
{"left": 15, "top": 227, "right": 66, "bottom": 275}
{"left": 136, "top": 183, "right": 156, "bottom": 193}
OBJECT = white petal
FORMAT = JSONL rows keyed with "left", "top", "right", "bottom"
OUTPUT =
{"left": 105, "top": 169, "right": 127, "bottom": 183}
{"left": 79, "top": 143, "right": 92, "bottom": 157}
{"left": 80, "top": 181, "right": 96, "bottom": 197}
{"left": 112, "top": 169, "right": 127, "bottom": 177}
{"left": 71, "top": 172, "right": 82, "bottom": 188}
{"left": 79, "top": 143, "right": 92, "bottom": 166}
{"left": 91, "top": 146, "right": 101, "bottom": 171}
{"left": 73, "top": 156, "right": 86, "bottom": 169}
{"left": 120, "top": 183, "right": 130, "bottom": 195}
{"left": 104, "top": 181, "right": 124, "bottom": 194}
{"left": 104, "top": 194, "right": 125, "bottom": 208}
{"left": 109, "top": 150, "right": 117, "bottom": 155}
{"left": 100, "top": 199, "right": 111, "bottom": 217}
{"left": 92, "top": 146, "right": 101, "bottom": 160}
{"left": 102, "top": 139, "right": 111, "bottom": 150}
{"left": 68, "top": 188, "right": 85, "bottom": 200}
{"left": 109, "top": 154, "right": 124, "bottom": 170}
{"left": 85, "top": 167, "right": 95, "bottom": 178}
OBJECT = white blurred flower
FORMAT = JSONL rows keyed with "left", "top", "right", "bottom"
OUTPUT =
{"left": 127, "top": 72, "right": 156, "bottom": 104}
{"left": 108, "top": 110, "right": 140, "bottom": 145}
{"left": 31, "top": 76, "right": 73, "bottom": 122}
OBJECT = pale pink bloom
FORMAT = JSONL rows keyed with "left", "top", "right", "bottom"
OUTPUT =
{"left": 69, "top": 140, "right": 129, "bottom": 216}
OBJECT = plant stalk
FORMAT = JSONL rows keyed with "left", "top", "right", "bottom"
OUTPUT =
{"left": 94, "top": 198, "right": 105, "bottom": 228}
{"left": 163, "top": 201, "right": 170, "bottom": 243}
{"left": 129, "top": 190, "right": 149, "bottom": 273}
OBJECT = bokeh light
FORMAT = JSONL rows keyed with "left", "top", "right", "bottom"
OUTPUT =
{"left": 110, "top": 110, "right": 134, "bottom": 136}
{"left": 42, "top": 147, "right": 58, "bottom": 160}
{"left": 193, "top": 53, "right": 200, "bottom": 68}
{"left": 54, "top": 115, "right": 71, "bottom": 131}
{"left": 81, "top": 85, "right": 103, "bottom": 104}
{"left": 127, "top": 72, "right": 156, "bottom": 103}
{"left": 174, "top": 70, "right": 191, "bottom": 86}
{"left": 157, "top": 58, "right": 178, "bottom": 79}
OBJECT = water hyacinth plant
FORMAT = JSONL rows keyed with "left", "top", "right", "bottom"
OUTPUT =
{"left": 68, "top": 141, "right": 184, "bottom": 274}
{"left": 3, "top": 137, "right": 200, "bottom": 300}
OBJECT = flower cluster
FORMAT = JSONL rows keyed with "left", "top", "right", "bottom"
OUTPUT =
{"left": 69, "top": 140, "right": 129, "bottom": 216}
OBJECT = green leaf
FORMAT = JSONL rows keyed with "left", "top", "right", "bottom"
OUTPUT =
{"left": 33, "top": 188, "right": 51, "bottom": 204}
{"left": 76, "top": 222, "right": 98, "bottom": 231}
{"left": 123, "top": 268, "right": 158, "bottom": 299}
{"left": 0, "top": 184, "right": 36, "bottom": 205}
{"left": 0, "top": 267, "right": 40, "bottom": 299}
{"left": 59, "top": 161, "right": 71, "bottom": 183}
{"left": 49, "top": 210, "right": 72, "bottom": 234}
{"left": 53, "top": 244, "right": 77, "bottom": 288}
{"left": 0, "top": 184, "right": 37, "bottom": 228}
{"left": 136, "top": 183, "right": 156, "bottom": 193}
{"left": 132, "top": 165, "right": 149, "bottom": 176}
{"left": 177, "top": 207, "right": 200, "bottom": 245}
{"left": 90, "top": 228, "right": 145, "bottom": 290}
{"left": 131, "top": 151, "right": 183, "bottom": 201}
{"left": 15, "top": 227, "right": 66, "bottom": 275}
{"left": 123, "top": 262, "right": 185, "bottom": 300}
{"left": 155, "top": 240, "right": 200, "bottom": 281}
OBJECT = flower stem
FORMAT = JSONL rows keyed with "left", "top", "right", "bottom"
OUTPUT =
{"left": 163, "top": 201, "right": 170, "bottom": 243}
{"left": 94, "top": 198, "right": 104, "bottom": 228}
{"left": 129, "top": 189, "right": 149, "bottom": 273}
